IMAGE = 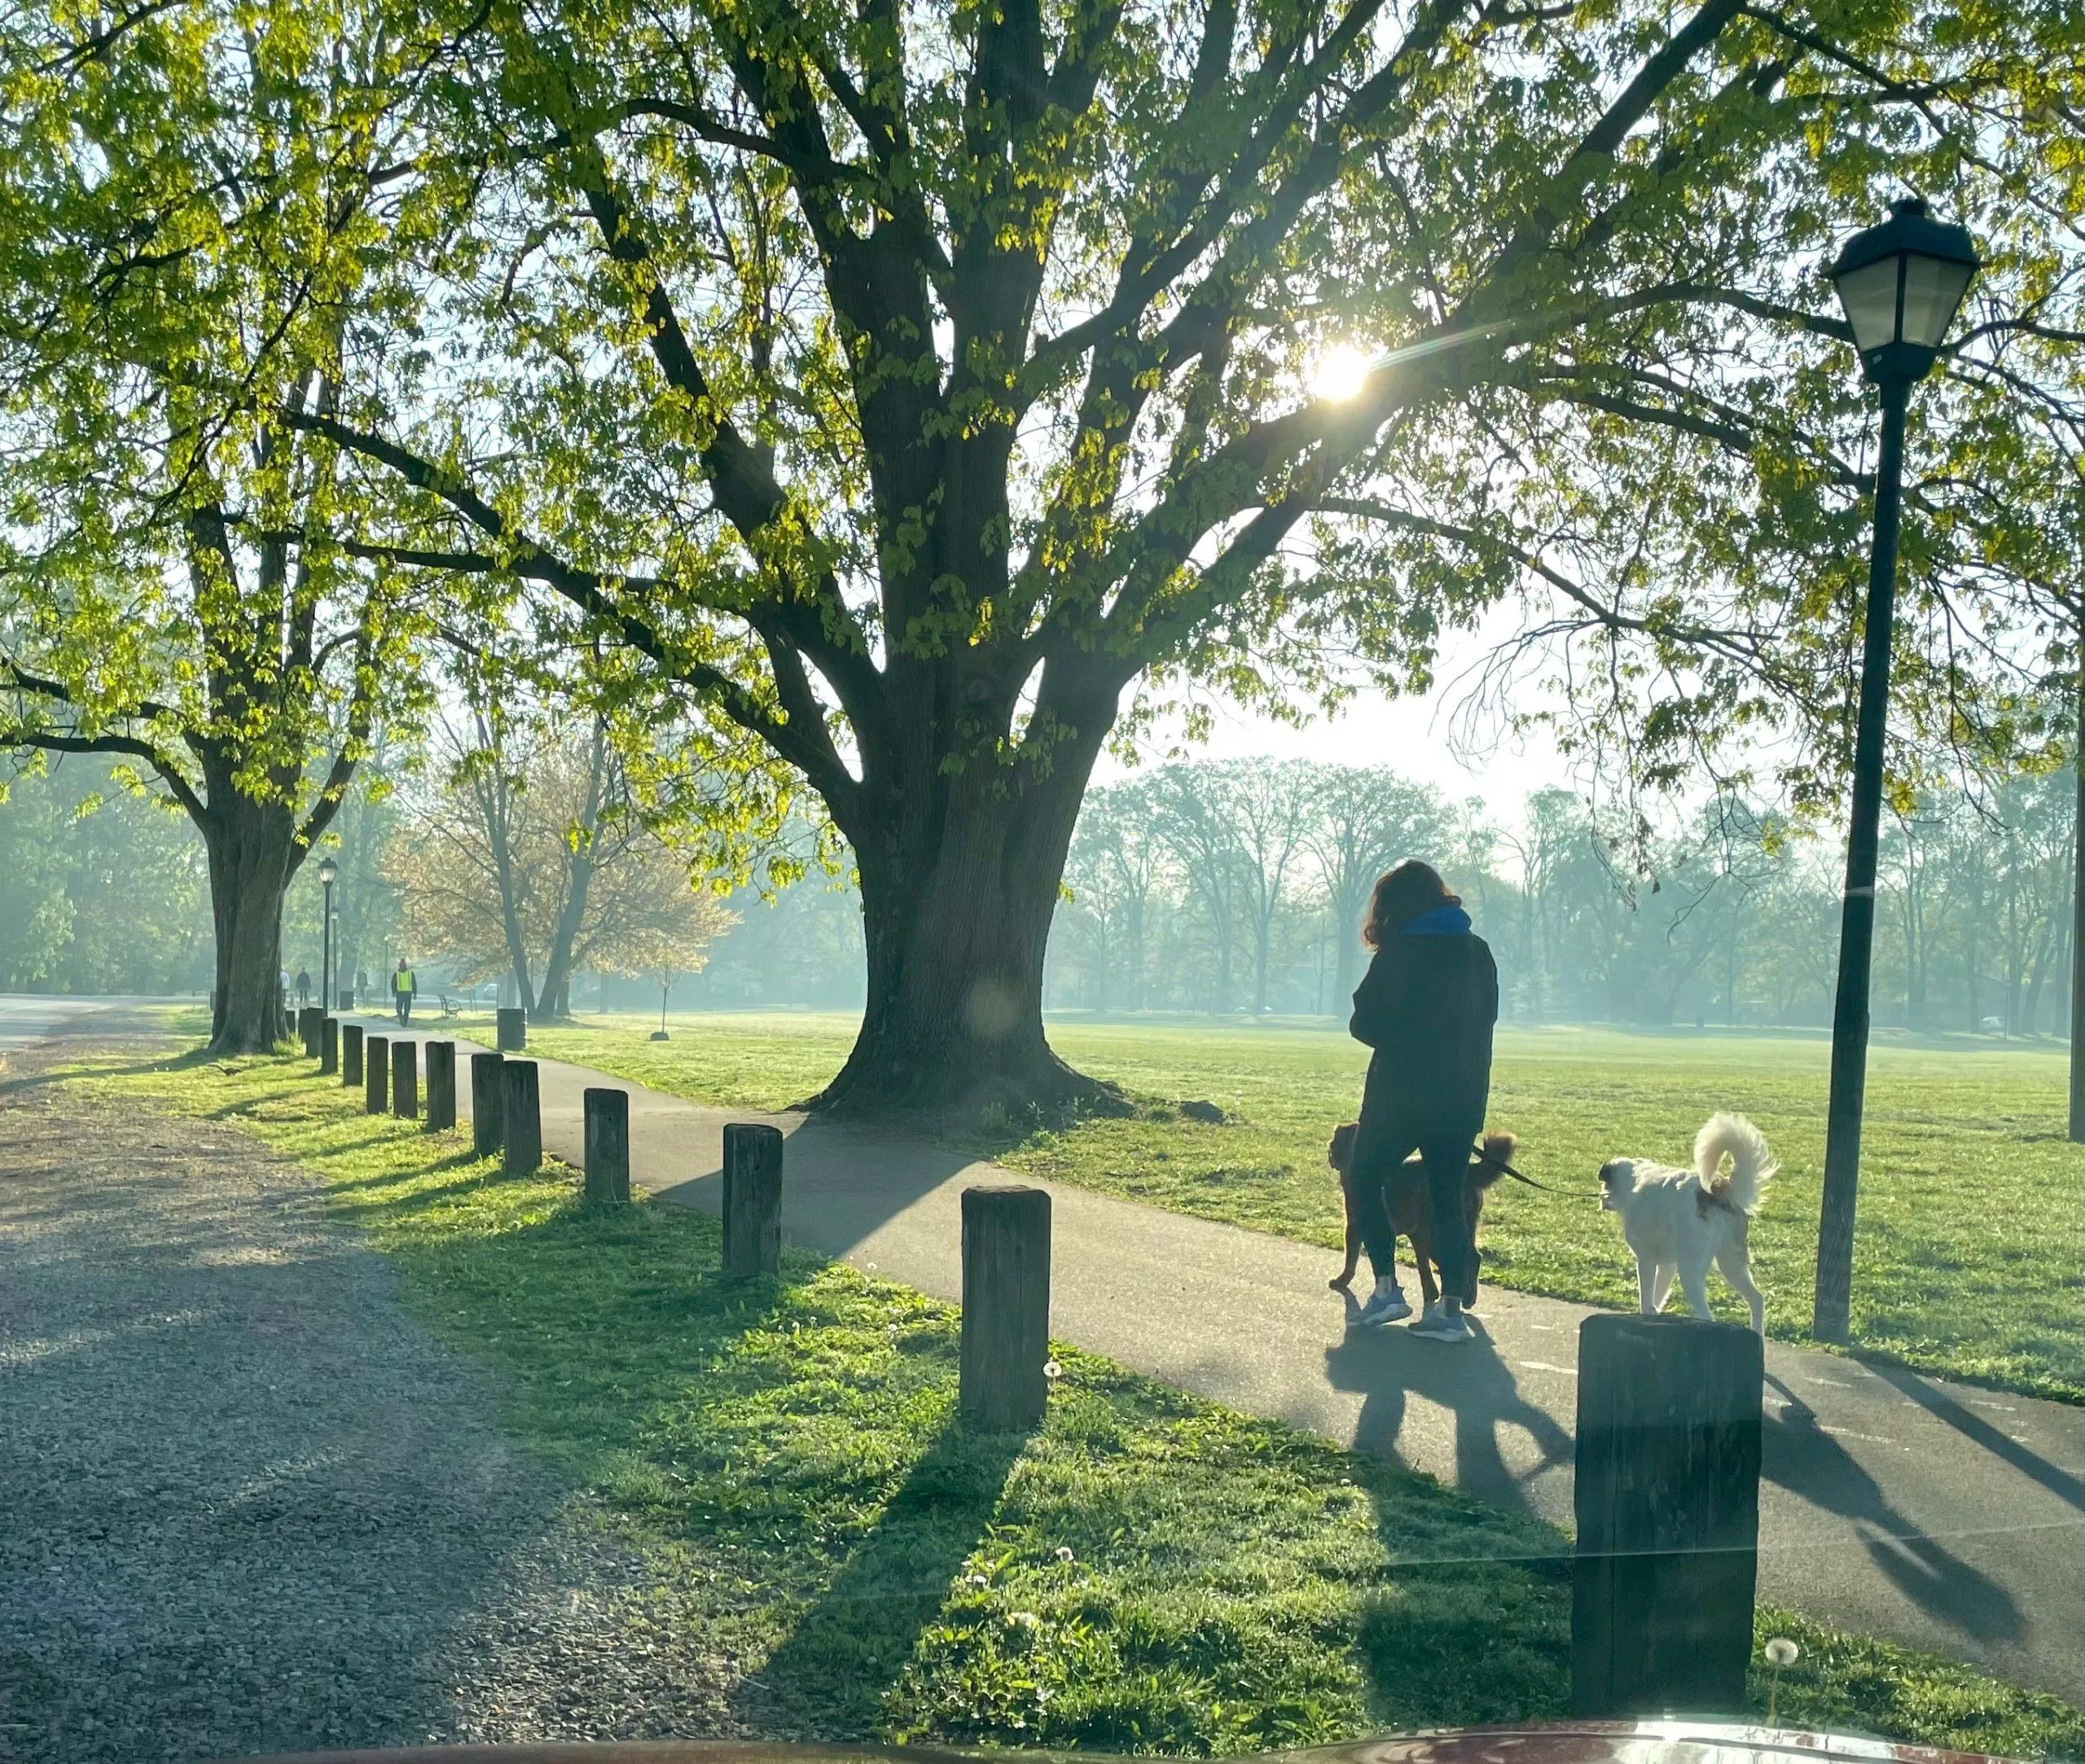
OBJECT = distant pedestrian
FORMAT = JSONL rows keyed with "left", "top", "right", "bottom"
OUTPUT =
{"left": 393, "top": 959, "right": 416, "bottom": 1027}
{"left": 356, "top": 968, "right": 369, "bottom": 1000}
{"left": 295, "top": 969, "right": 311, "bottom": 1008}
{"left": 1345, "top": 859, "right": 1498, "bottom": 1342}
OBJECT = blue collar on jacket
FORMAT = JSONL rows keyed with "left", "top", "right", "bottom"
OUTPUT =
{"left": 1399, "top": 903, "right": 1473, "bottom": 937}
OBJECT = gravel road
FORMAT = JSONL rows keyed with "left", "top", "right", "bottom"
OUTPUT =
{"left": 0, "top": 1038, "right": 737, "bottom": 1764}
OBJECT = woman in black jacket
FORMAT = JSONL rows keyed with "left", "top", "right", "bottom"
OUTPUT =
{"left": 1346, "top": 859, "right": 1499, "bottom": 1341}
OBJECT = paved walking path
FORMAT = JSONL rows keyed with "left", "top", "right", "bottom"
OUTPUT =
{"left": 375, "top": 1020, "right": 2085, "bottom": 1698}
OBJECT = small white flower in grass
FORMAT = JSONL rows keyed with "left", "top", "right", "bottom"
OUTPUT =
{"left": 1042, "top": 1360, "right": 1063, "bottom": 1381}
{"left": 1055, "top": 1545, "right": 1074, "bottom": 1564}
{"left": 965, "top": 1572, "right": 989, "bottom": 1588}
{"left": 1008, "top": 1611, "right": 1041, "bottom": 1630}
{"left": 1763, "top": 1636, "right": 1800, "bottom": 1726}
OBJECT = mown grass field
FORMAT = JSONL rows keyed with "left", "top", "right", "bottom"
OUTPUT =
{"left": 462, "top": 1009, "right": 2085, "bottom": 1403}
{"left": 65, "top": 1040, "right": 2085, "bottom": 1757}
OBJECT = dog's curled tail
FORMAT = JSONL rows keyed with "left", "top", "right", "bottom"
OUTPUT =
{"left": 1470, "top": 1130, "right": 1519, "bottom": 1189}
{"left": 1694, "top": 1112, "right": 1776, "bottom": 1214}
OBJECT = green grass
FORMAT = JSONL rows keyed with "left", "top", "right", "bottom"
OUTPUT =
{"left": 64, "top": 1042, "right": 2084, "bottom": 1758}
{"left": 456, "top": 1010, "right": 2085, "bottom": 1406}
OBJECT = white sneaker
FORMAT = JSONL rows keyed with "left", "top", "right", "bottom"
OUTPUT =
{"left": 1408, "top": 1306, "right": 1472, "bottom": 1342}
{"left": 1354, "top": 1279, "right": 1412, "bottom": 1325}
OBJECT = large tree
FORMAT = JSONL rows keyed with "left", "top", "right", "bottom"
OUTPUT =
{"left": 43, "top": 0, "right": 2078, "bottom": 1099}
{"left": 0, "top": 2, "right": 443, "bottom": 1049}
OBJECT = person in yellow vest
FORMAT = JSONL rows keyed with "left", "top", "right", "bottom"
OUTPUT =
{"left": 393, "top": 958, "right": 416, "bottom": 1027}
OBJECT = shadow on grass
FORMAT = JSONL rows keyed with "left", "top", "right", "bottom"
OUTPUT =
{"left": 734, "top": 1416, "right": 1027, "bottom": 1738}
{"left": 4, "top": 1044, "right": 226, "bottom": 1095}
{"left": 325, "top": 1147, "right": 485, "bottom": 1192}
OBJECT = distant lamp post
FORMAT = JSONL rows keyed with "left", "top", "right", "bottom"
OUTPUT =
{"left": 318, "top": 856, "right": 339, "bottom": 1015}
{"left": 1815, "top": 196, "right": 1980, "bottom": 1345}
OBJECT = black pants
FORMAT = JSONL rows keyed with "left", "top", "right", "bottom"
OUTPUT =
{"left": 396, "top": 993, "right": 411, "bottom": 1026}
{"left": 1350, "top": 1127, "right": 1477, "bottom": 1300}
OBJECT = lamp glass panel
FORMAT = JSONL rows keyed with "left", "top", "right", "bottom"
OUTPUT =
{"left": 1832, "top": 257, "right": 1903, "bottom": 354}
{"left": 1898, "top": 253, "right": 1975, "bottom": 349}
{"left": 318, "top": 858, "right": 338, "bottom": 884}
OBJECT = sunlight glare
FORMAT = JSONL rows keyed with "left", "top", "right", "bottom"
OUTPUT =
{"left": 1310, "top": 344, "right": 1374, "bottom": 402}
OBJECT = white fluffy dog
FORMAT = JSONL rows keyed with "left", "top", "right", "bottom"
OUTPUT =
{"left": 1598, "top": 1113, "right": 1776, "bottom": 1335}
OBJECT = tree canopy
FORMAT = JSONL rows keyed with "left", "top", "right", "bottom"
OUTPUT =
{"left": 5, "top": 0, "right": 2080, "bottom": 1100}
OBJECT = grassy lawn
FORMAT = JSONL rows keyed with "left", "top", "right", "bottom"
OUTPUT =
{"left": 65, "top": 1040, "right": 2084, "bottom": 1758}
{"left": 453, "top": 1010, "right": 2085, "bottom": 1405}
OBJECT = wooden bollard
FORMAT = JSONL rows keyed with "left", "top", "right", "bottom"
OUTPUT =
{"left": 470, "top": 1052, "right": 505, "bottom": 1157}
{"left": 363, "top": 1035, "right": 389, "bottom": 1114}
{"left": 424, "top": 1041, "right": 456, "bottom": 1131}
{"left": 503, "top": 1060, "right": 541, "bottom": 1174}
{"left": 583, "top": 1088, "right": 631, "bottom": 1205}
{"left": 299, "top": 1006, "right": 323, "bottom": 1058}
{"left": 390, "top": 1038, "right": 418, "bottom": 1119}
{"left": 319, "top": 1016, "right": 339, "bottom": 1076}
{"left": 1570, "top": 1313, "right": 1762, "bottom": 1718}
{"left": 342, "top": 1023, "right": 363, "bottom": 1086}
{"left": 496, "top": 1007, "right": 527, "bottom": 1052}
{"left": 959, "top": 1186, "right": 1052, "bottom": 1432}
{"left": 721, "top": 1122, "right": 784, "bottom": 1275}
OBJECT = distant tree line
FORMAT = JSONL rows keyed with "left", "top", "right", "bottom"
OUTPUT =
{"left": 1043, "top": 761, "right": 2079, "bottom": 1036}
{"left": 2, "top": 748, "right": 2073, "bottom": 1039}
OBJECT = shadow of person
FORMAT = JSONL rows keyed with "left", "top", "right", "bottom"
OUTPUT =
{"left": 731, "top": 1413, "right": 1027, "bottom": 1737}
{"left": 1762, "top": 1372, "right": 2023, "bottom": 1643}
{"left": 1323, "top": 1298, "right": 1574, "bottom": 1523}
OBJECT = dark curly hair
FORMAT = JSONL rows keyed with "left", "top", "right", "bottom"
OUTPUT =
{"left": 1361, "top": 859, "right": 1459, "bottom": 950}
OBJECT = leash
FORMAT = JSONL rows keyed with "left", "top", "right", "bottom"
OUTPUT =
{"left": 1470, "top": 1141, "right": 1571, "bottom": 1194}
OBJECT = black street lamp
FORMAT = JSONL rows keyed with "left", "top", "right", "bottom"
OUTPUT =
{"left": 318, "top": 855, "right": 339, "bottom": 1016}
{"left": 1815, "top": 197, "right": 1980, "bottom": 1344}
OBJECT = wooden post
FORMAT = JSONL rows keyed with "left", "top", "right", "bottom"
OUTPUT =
{"left": 721, "top": 1122, "right": 784, "bottom": 1275}
{"left": 1571, "top": 1313, "right": 1763, "bottom": 1718}
{"left": 390, "top": 1038, "right": 417, "bottom": 1119}
{"left": 496, "top": 1006, "right": 527, "bottom": 1051}
{"left": 470, "top": 1052, "right": 505, "bottom": 1158}
{"left": 299, "top": 1005, "right": 323, "bottom": 1057}
{"left": 319, "top": 1016, "right": 339, "bottom": 1076}
{"left": 583, "top": 1087, "right": 631, "bottom": 1205}
{"left": 424, "top": 1040, "right": 456, "bottom": 1131}
{"left": 959, "top": 1186, "right": 1052, "bottom": 1432}
{"left": 503, "top": 1059, "right": 541, "bottom": 1174}
{"left": 363, "top": 1035, "right": 389, "bottom": 1115}
{"left": 342, "top": 1023, "right": 363, "bottom": 1086}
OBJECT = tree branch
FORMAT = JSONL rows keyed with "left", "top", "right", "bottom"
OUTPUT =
{"left": 7, "top": 729, "right": 208, "bottom": 823}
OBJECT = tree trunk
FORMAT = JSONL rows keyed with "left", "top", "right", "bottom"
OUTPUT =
{"left": 810, "top": 761, "right": 1117, "bottom": 1119}
{"left": 532, "top": 846, "right": 594, "bottom": 1022}
{"left": 531, "top": 723, "right": 610, "bottom": 1023}
{"left": 202, "top": 792, "right": 300, "bottom": 1053}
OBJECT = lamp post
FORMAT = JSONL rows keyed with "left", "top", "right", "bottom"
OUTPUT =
{"left": 1814, "top": 196, "right": 1980, "bottom": 1344}
{"left": 318, "top": 856, "right": 338, "bottom": 1016}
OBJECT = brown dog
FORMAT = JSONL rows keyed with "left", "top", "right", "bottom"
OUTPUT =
{"left": 1326, "top": 1125, "right": 1518, "bottom": 1308}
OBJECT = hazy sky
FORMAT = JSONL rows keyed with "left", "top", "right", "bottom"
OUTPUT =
{"left": 1096, "top": 612, "right": 1586, "bottom": 818}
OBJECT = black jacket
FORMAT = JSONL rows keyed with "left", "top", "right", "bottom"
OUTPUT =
{"left": 1350, "top": 920, "right": 1499, "bottom": 1143}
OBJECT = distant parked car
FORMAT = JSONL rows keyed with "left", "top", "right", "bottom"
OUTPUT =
{"left": 1979, "top": 1015, "right": 2004, "bottom": 1032}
